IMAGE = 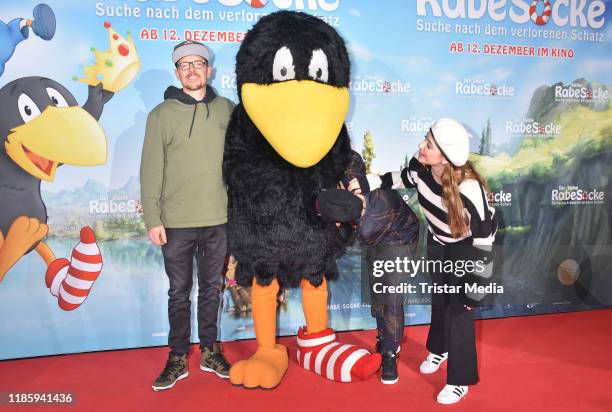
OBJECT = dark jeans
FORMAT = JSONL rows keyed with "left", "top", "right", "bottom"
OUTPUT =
{"left": 366, "top": 243, "right": 409, "bottom": 354}
{"left": 426, "top": 233, "right": 479, "bottom": 386}
{"left": 161, "top": 224, "right": 226, "bottom": 355}
{"left": 373, "top": 304, "right": 404, "bottom": 353}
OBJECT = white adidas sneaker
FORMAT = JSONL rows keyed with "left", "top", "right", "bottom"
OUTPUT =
{"left": 436, "top": 384, "right": 468, "bottom": 404}
{"left": 419, "top": 352, "right": 448, "bottom": 374}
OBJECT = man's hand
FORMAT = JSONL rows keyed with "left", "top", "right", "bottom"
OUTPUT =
{"left": 148, "top": 226, "right": 167, "bottom": 246}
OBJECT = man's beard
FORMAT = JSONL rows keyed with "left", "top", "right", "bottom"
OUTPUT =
{"left": 182, "top": 75, "right": 205, "bottom": 91}
{"left": 184, "top": 81, "right": 204, "bottom": 91}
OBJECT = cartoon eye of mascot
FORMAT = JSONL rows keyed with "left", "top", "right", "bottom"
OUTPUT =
{"left": 223, "top": 11, "right": 381, "bottom": 389}
{"left": 0, "top": 78, "right": 111, "bottom": 310}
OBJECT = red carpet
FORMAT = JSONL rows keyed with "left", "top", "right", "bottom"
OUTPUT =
{"left": 1, "top": 309, "right": 611, "bottom": 412}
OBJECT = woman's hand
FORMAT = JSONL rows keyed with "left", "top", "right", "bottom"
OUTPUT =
{"left": 225, "top": 255, "right": 237, "bottom": 281}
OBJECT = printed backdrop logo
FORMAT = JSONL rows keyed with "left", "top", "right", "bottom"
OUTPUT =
{"left": 401, "top": 116, "right": 434, "bottom": 136}
{"left": 506, "top": 118, "right": 562, "bottom": 138}
{"left": 456, "top": 78, "right": 515, "bottom": 98}
{"left": 350, "top": 75, "right": 411, "bottom": 96}
{"left": 529, "top": 0, "right": 552, "bottom": 26}
{"left": 246, "top": 0, "right": 268, "bottom": 8}
{"left": 89, "top": 196, "right": 143, "bottom": 217}
{"left": 487, "top": 190, "right": 512, "bottom": 207}
{"left": 414, "top": 0, "right": 606, "bottom": 44}
{"left": 220, "top": 71, "right": 237, "bottom": 91}
{"left": 551, "top": 185, "right": 605, "bottom": 206}
{"left": 212, "top": 0, "right": 343, "bottom": 26}
{"left": 203, "top": 0, "right": 340, "bottom": 11}
{"left": 99, "top": 0, "right": 341, "bottom": 28}
{"left": 416, "top": 0, "right": 606, "bottom": 29}
{"left": 554, "top": 82, "right": 610, "bottom": 103}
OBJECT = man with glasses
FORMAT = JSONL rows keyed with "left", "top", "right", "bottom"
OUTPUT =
{"left": 140, "top": 40, "right": 234, "bottom": 391}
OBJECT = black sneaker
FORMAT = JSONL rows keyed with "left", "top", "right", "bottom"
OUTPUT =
{"left": 381, "top": 350, "right": 398, "bottom": 385}
{"left": 200, "top": 342, "right": 231, "bottom": 379}
{"left": 152, "top": 353, "right": 188, "bottom": 391}
{"left": 375, "top": 334, "right": 401, "bottom": 356}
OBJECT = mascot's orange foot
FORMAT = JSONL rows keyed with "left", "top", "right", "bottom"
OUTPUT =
{"left": 296, "top": 327, "right": 382, "bottom": 382}
{"left": 0, "top": 216, "right": 48, "bottom": 281}
{"left": 229, "top": 344, "right": 288, "bottom": 389}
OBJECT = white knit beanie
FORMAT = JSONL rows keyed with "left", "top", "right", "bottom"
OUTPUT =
{"left": 430, "top": 118, "right": 471, "bottom": 166}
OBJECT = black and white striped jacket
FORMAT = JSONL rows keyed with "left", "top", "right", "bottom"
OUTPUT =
{"left": 386, "top": 154, "right": 497, "bottom": 246}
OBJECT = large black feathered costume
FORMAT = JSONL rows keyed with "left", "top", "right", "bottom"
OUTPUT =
{"left": 223, "top": 11, "right": 353, "bottom": 288}
{"left": 226, "top": 12, "right": 381, "bottom": 389}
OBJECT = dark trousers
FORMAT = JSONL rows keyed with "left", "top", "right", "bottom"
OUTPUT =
{"left": 426, "top": 234, "right": 479, "bottom": 386}
{"left": 161, "top": 224, "right": 226, "bottom": 355}
{"left": 366, "top": 243, "right": 409, "bottom": 354}
{"left": 373, "top": 304, "right": 404, "bottom": 353}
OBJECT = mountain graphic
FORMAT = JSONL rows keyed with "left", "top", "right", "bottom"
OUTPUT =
{"left": 527, "top": 78, "right": 611, "bottom": 123}
{"left": 42, "top": 176, "right": 144, "bottom": 239}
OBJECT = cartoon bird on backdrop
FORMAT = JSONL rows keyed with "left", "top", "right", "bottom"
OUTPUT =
{"left": 0, "top": 22, "right": 140, "bottom": 311}
{"left": 223, "top": 11, "right": 381, "bottom": 389}
{"left": 0, "top": 3, "right": 56, "bottom": 77}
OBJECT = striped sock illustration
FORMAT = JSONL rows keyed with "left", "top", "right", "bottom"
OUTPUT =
{"left": 45, "top": 227, "right": 103, "bottom": 311}
{"left": 296, "top": 327, "right": 381, "bottom": 382}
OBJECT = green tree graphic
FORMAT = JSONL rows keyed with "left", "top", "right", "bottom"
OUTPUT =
{"left": 362, "top": 130, "right": 376, "bottom": 174}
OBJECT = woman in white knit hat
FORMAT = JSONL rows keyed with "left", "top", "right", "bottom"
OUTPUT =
{"left": 381, "top": 117, "right": 497, "bottom": 405}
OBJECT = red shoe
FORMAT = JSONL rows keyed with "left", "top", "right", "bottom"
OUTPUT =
{"left": 45, "top": 227, "right": 103, "bottom": 311}
{"left": 296, "top": 327, "right": 381, "bottom": 382}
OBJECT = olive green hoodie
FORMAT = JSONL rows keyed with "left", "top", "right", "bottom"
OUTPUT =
{"left": 140, "top": 85, "right": 234, "bottom": 230}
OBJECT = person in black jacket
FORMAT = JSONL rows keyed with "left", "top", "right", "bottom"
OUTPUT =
{"left": 340, "top": 151, "right": 419, "bottom": 385}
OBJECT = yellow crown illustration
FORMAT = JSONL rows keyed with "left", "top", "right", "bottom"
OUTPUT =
{"left": 76, "top": 21, "right": 140, "bottom": 93}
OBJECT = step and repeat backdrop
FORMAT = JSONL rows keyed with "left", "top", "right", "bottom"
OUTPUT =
{"left": 1, "top": 0, "right": 610, "bottom": 359}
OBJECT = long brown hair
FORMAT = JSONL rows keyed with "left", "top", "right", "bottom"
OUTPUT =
{"left": 440, "top": 161, "right": 488, "bottom": 238}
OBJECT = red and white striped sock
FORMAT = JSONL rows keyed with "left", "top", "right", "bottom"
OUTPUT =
{"left": 45, "top": 227, "right": 103, "bottom": 311}
{"left": 296, "top": 327, "right": 381, "bottom": 382}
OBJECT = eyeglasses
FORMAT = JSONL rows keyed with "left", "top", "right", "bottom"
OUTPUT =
{"left": 176, "top": 60, "right": 208, "bottom": 71}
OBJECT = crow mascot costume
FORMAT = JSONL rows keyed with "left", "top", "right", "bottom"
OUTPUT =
{"left": 223, "top": 11, "right": 381, "bottom": 390}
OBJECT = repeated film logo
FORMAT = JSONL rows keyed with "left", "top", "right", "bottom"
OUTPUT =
{"left": 551, "top": 185, "right": 605, "bottom": 206}
{"left": 505, "top": 118, "right": 561, "bottom": 138}
{"left": 99, "top": 0, "right": 341, "bottom": 29}
{"left": 401, "top": 116, "right": 434, "bottom": 137}
{"left": 220, "top": 71, "right": 237, "bottom": 92}
{"left": 554, "top": 82, "right": 610, "bottom": 104}
{"left": 206, "top": 0, "right": 341, "bottom": 12}
{"left": 487, "top": 190, "right": 512, "bottom": 207}
{"left": 350, "top": 75, "right": 411, "bottom": 97}
{"left": 415, "top": 0, "right": 606, "bottom": 30}
{"left": 414, "top": 1, "right": 606, "bottom": 45}
{"left": 456, "top": 78, "right": 515, "bottom": 99}
{"left": 89, "top": 196, "right": 143, "bottom": 217}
